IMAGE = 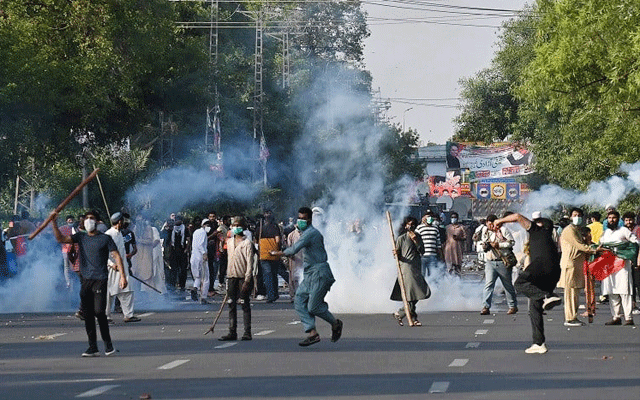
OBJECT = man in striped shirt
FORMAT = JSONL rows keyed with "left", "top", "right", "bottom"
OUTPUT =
{"left": 415, "top": 210, "right": 443, "bottom": 277}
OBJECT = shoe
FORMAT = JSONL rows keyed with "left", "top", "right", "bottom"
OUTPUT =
{"left": 624, "top": 319, "right": 635, "bottom": 326}
{"left": 331, "top": 319, "right": 343, "bottom": 342}
{"left": 299, "top": 334, "right": 321, "bottom": 347}
{"left": 200, "top": 299, "right": 208, "bottom": 305}
{"left": 480, "top": 307, "right": 490, "bottom": 315}
{"left": 255, "top": 295, "right": 266, "bottom": 301}
{"left": 124, "top": 316, "right": 141, "bottom": 323}
{"left": 241, "top": 332, "right": 252, "bottom": 341}
{"left": 588, "top": 314, "right": 594, "bottom": 324}
{"left": 219, "top": 333, "right": 237, "bottom": 341}
{"left": 563, "top": 319, "right": 585, "bottom": 327}
{"left": 75, "top": 311, "right": 85, "bottom": 321}
{"left": 393, "top": 312, "right": 404, "bottom": 326}
{"left": 507, "top": 307, "right": 518, "bottom": 315}
{"left": 105, "top": 343, "right": 116, "bottom": 356}
{"left": 81, "top": 347, "right": 100, "bottom": 357}
{"left": 106, "top": 318, "right": 114, "bottom": 325}
{"left": 525, "top": 343, "right": 547, "bottom": 354}
{"left": 632, "top": 309, "right": 640, "bottom": 315}
{"left": 190, "top": 288, "right": 198, "bottom": 301}
{"left": 605, "top": 318, "right": 622, "bottom": 326}
{"left": 543, "top": 296, "right": 562, "bottom": 311}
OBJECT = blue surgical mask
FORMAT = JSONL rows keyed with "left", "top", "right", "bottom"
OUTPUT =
{"left": 451, "top": 218, "right": 458, "bottom": 224}
{"left": 232, "top": 226, "right": 243, "bottom": 236}
{"left": 572, "top": 216, "right": 583, "bottom": 226}
{"left": 297, "top": 219, "right": 308, "bottom": 231}
{"left": 426, "top": 217, "right": 434, "bottom": 224}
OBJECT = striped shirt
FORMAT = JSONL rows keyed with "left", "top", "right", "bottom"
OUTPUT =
{"left": 416, "top": 224, "right": 441, "bottom": 256}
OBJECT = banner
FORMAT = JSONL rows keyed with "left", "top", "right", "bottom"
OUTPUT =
{"left": 447, "top": 142, "right": 534, "bottom": 180}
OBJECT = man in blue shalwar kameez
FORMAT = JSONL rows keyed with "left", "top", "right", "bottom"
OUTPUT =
{"left": 271, "top": 207, "right": 343, "bottom": 346}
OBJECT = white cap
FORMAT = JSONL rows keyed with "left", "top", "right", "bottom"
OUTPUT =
{"left": 531, "top": 211, "right": 542, "bottom": 219}
{"left": 605, "top": 204, "right": 615, "bottom": 210}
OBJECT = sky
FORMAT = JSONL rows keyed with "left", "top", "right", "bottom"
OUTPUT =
{"left": 362, "top": 0, "right": 530, "bottom": 145}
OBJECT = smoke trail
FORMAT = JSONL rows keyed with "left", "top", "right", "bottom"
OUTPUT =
{"left": 523, "top": 162, "right": 640, "bottom": 215}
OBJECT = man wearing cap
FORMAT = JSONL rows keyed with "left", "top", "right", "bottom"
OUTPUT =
{"left": 190, "top": 219, "right": 212, "bottom": 303}
{"left": 105, "top": 212, "right": 140, "bottom": 323}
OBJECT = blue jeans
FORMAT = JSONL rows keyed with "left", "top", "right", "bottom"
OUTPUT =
{"left": 261, "top": 260, "right": 280, "bottom": 302}
{"left": 483, "top": 260, "right": 517, "bottom": 309}
{"left": 421, "top": 255, "right": 438, "bottom": 277}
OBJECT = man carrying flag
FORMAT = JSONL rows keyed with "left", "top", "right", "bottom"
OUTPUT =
{"left": 598, "top": 210, "right": 640, "bottom": 326}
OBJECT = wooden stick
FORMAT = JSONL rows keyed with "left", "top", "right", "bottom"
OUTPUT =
{"left": 386, "top": 211, "right": 415, "bottom": 327}
{"left": 28, "top": 169, "right": 100, "bottom": 240}
{"left": 93, "top": 165, "right": 110, "bottom": 218}
{"left": 204, "top": 290, "right": 229, "bottom": 335}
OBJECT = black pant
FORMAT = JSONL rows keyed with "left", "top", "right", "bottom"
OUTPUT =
{"left": 80, "top": 278, "right": 112, "bottom": 348}
{"left": 170, "top": 249, "right": 188, "bottom": 289}
{"left": 514, "top": 274, "right": 548, "bottom": 345}
{"left": 218, "top": 253, "right": 227, "bottom": 284}
{"left": 227, "top": 278, "right": 251, "bottom": 334}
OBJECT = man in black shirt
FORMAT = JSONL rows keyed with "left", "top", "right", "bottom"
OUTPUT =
{"left": 51, "top": 210, "right": 128, "bottom": 357}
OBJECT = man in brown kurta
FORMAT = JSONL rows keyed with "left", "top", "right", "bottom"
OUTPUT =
{"left": 559, "top": 207, "right": 597, "bottom": 326}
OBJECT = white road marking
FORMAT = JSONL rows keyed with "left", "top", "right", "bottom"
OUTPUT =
{"left": 474, "top": 329, "right": 488, "bottom": 335}
{"left": 6, "top": 379, "right": 115, "bottom": 386}
{"left": 157, "top": 359, "right": 190, "bottom": 370}
{"left": 429, "top": 381, "right": 450, "bottom": 393}
{"left": 34, "top": 333, "right": 67, "bottom": 340}
{"left": 466, "top": 342, "right": 480, "bottom": 348}
{"left": 138, "top": 312, "right": 155, "bottom": 317}
{"left": 214, "top": 342, "right": 237, "bottom": 349}
{"left": 483, "top": 319, "right": 495, "bottom": 324}
{"left": 287, "top": 321, "right": 301, "bottom": 325}
{"left": 254, "top": 330, "right": 275, "bottom": 336}
{"left": 449, "top": 358, "right": 469, "bottom": 367}
{"left": 76, "top": 384, "right": 120, "bottom": 398}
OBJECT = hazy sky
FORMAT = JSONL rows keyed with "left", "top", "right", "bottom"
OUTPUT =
{"left": 362, "top": 0, "right": 530, "bottom": 145}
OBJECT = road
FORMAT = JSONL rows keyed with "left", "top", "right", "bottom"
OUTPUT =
{"left": 0, "top": 294, "right": 639, "bottom": 400}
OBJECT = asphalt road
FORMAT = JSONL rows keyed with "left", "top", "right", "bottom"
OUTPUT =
{"left": 1, "top": 295, "right": 639, "bottom": 400}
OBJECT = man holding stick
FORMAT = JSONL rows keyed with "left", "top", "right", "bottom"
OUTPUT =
{"left": 270, "top": 207, "right": 343, "bottom": 347}
{"left": 51, "top": 210, "right": 128, "bottom": 357}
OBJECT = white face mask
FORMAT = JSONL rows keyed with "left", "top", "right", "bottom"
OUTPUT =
{"left": 84, "top": 219, "right": 96, "bottom": 232}
{"left": 451, "top": 218, "right": 458, "bottom": 224}
{"left": 572, "top": 216, "right": 583, "bottom": 226}
{"left": 205, "top": 226, "right": 211, "bottom": 233}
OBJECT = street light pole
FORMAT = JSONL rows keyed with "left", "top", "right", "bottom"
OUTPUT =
{"left": 402, "top": 107, "right": 413, "bottom": 132}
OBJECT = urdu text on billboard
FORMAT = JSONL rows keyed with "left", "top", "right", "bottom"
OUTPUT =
{"left": 446, "top": 142, "right": 534, "bottom": 181}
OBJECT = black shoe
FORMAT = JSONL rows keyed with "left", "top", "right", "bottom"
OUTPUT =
{"left": 190, "top": 288, "right": 198, "bottom": 302}
{"left": 105, "top": 343, "right": 116, "bottom": 356}
{"left": 124, "top": 316, "right": 141, "bottom": 323}
{"left": 331, "top": 319, "right": 343, "bottom": 342}
{"left": 299, "top": 334, "right": 320, "bottom": 347}
{"left": 605, "top": 318, "right": 622, "bottom": 326}
{"left": 75, "top": 311, "right": 85, "bottom": 321}
{"left": 106, "top": 318, "right": 115, "bottom": 325}
{"left": 624, "top": 319, "right": 635, "bottom": 326}
{"left": 241, "top": 332, "right": 252, "bottom": 341}
{"left": 219, "top": 333, "right": 237, "bottom": 341}
{"left": 480, "top": 307, "right": 490, "bottom": 315}
{"left": 82, "top": 347, "right": 100, "bottom": 357}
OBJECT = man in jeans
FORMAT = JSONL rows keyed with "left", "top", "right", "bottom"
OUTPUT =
{"left": 415, "top": 210, "right": 442, "bottom": 277}
{"left": 479, "top": 214, "right": 518, "bottom": 315}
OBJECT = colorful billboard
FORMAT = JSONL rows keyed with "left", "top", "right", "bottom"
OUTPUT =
{"left": 446, "top": 142, "right": 534, "bottom": 180}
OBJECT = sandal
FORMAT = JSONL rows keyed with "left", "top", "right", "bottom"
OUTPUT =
{"left": 412, "top": 320, "right": 422, "bottom": 327}
{"left": 393, "top": 312, "right": 404, "bottom": 326}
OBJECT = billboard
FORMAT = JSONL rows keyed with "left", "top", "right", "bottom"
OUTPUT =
{"left": 446, "top": 142, "right": 534, "bottom": 180}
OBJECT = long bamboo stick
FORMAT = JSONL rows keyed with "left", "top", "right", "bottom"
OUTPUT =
{"left": 28, "top": 169, "right": 100, "bottom": 240}
{"left": 386, "top": 211, "right": 415, "bottom": 327}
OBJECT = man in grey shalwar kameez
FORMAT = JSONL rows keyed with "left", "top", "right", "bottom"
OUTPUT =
{"left": 271, "top": 207, "right": 343, "bottom": 346}
{"left": 391, "top": 216, "right": 431, "bottom": 326}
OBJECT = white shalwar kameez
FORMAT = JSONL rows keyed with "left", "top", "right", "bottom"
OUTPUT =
{"left": 190, "top": 227, "right": 209, "bottom": 300}
{"left": 105, "top": 227, "right": 135, "bottom": 319}
{"left": 600, "top": 227, "right": 638, "bottom": 321}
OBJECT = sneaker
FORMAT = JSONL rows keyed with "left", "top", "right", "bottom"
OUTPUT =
{"left": 219, "top": 333, "right": 237, "bottom": 341}
{"left": 331, "top": 319, "right": 343, "bottom": 343}
{"left": 623, "top": 319, "right": 635, "bottom": 326}
{"left": 507, "top": 307, "right": 518, "bottom": 315}
{"left": 124, "top": 316, "right": 141, "bottom": 323}
{"left": 543, "top": 296, "right": 562, "bottom": 311}
{"left": 480, "top": 307, "right": 490, "bottom": 315}
{"left": 632, "top": 309, "right": 640, "bottom": 315}
{"left": 255, "top": 295, "right": 266, "bottom": 301}
{"left": 81, "top": 347, "right": 100, "bottom": 357}
{"left": 105, "top": 344, "right": 116, "bottom": 356}
{"left": 563, "top": 319, "right": 585, "bottom": 327}
{"left": 298, "top": 334, "right": 321, "bottom": 347}
{"left": 525, "top": 343, "right": 547, "bottom": 354}
{"left": 605, "top": 318, "right": 622, "bottom": 326}
{"left": 241, "top": 332, "right": 252, "bottom": 341}
{"left": 75, "top": 311, "right": 85, "bottom": 321}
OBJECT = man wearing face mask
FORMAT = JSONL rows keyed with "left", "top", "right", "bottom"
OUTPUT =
{"left": 51, "top": 210, "right": 128, "bottom": 357}
{"left": 171, "top": 216, "right": 189, "bottom": 291}
{"left": 415, "top": 210, "right": 442, "bottom": 277}
{"left": 270, "top": 207, "right": 343, "bottom": 347}
{"left": 190, "top": 219, "right": 211, "bottom": 304}
{"left": 105, "top": 213, "right": 140, "bottom": 323}
{"left": 559, "top": 207, "right": 598, "bottom": 326}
